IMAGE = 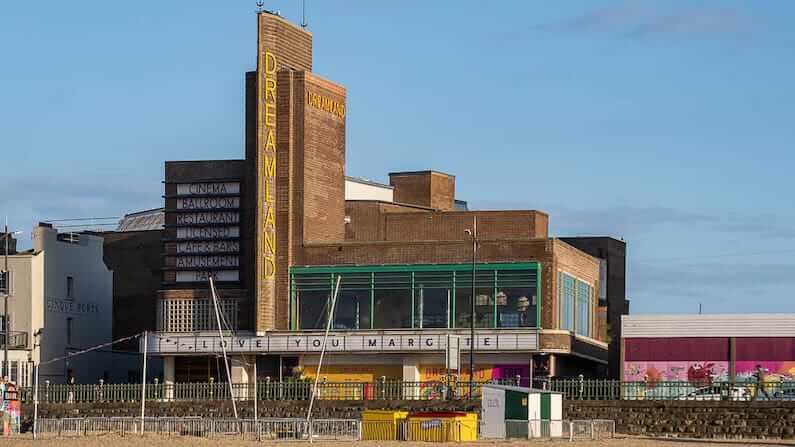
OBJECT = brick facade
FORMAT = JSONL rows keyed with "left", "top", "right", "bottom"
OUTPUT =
{"left": 156, "top": 12, "right": 608, "bottom": 375}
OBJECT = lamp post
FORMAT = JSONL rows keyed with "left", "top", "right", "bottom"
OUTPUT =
{"left": 464, "top": 216, "right": 477, "bottom": 399}
{"left": 2, "top": 222, "right": 22, "bottom": 380}
{"left": 31, "top": 328, "right": 42, "bottom": 440}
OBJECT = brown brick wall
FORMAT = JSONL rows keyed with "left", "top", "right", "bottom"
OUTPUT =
{"left": 388, "top": 171, "right": 455, "bottom": 211}
{"left": 299, "top": 73, "right": 346, "bottom": 243}
{"left": 343, "top": 207, "right": 549, "bottom": 243}
{"left": 255, "top": 13, "right": 313, "bottom": 332}
{"left": 383, "top": 211, "right": 547, "bottom": 242}
{"left": 429, "top": 172, "right": 455, "bottom": 211}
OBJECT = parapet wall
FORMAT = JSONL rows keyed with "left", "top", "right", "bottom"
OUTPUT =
{"left": 565, "top": 400, "right": 795, "bottom": 439}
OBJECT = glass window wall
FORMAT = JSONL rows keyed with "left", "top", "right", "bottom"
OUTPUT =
{"left": 290, "top": 263, "right": 540, "bottom": 331}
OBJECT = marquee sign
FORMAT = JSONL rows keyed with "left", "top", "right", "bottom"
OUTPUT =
{"left": 171, "top": 181, "right": 242, "bottom": 283}
{"left": 176, "top": 197, "right": 240, "bottom": 210}
{"left": 143, "top": 330, "right": 539, "bottom": 354}
{"left": 176, "top": 270, "right": 240, "bottom": 283}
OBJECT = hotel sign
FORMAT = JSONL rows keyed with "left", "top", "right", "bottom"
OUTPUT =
{"left": 143, "top": 330, "right": 539, "bottom": 354}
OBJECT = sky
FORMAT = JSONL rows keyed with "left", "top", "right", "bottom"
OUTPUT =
{"left": 2, "top": 1, "right": 794, "bottom": 315}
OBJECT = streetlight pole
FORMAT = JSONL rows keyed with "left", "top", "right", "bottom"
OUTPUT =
{"left": 3, "top": 222, "right": 9, "bottom": 380}
{"left": 465, "top": 216, "right": 477, "bottom": 399}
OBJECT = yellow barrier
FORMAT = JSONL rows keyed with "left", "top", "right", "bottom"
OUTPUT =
{"left": 406, "top": 412, "right": 478, "bottom": 442}
{"left": 361, "top": 410, "right": 408, "bottom": 440}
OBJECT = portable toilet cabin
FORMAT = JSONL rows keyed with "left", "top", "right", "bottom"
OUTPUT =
{"left": 481, "top": 384, "right": 563, "bottom": 439}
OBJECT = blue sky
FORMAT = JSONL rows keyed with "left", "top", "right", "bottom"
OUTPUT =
{"left": 2, "top": 1, "right": 794, "bottom": 315}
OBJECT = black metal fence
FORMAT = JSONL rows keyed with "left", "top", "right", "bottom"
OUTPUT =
{"left": 550, "top": 378, "right": 795, "bottom": 401}
{"left": 17, "top": 378, "right": 795, "bottom": 403}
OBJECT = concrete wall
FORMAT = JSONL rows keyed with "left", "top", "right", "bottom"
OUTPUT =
{"left": 2, "top": 252, "right": 41, "bottom": 350}
{"left": 345, "top": 178, "right": 393, "bottom": 202}
{"left": 33, "top": 226, "right": 113, "bottom": 384}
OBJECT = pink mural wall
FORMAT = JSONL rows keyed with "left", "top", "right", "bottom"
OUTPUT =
{"left": 624, "top": 337, "right": 730, "bottom": 386}
{"left": 736, "top": 361, "right": 795, "bottom": 381}
{"left": 624, "top": 337, "right": 795, "bottom": 384}
{"left": 624, "top": 361, "right": 729, "bottom": 383}
{"left": 735, "top": 337, "right": 795, "bottom": 381}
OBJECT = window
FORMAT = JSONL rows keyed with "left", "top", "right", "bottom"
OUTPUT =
{"left": 334, "top": 273, "right": 371, "bottom": 330}
{"left": 373, "top": 272, "right": 411, "bottom": 329}
{"left": 414, "top": 271, "right": 452, "bottom": 329}
{"left": 290, "top": 263, "right": 541, "bottom": 331}
{"left": 298, "top": 290, "right": 329, "bottom": 330}
{"left": 454, "top": 271, "right": 494, "bottom": 329}
{"left": 66, "top": 317, "right": 73, "bottom": 345}
{"left": 10, "top": 360, "right": 18, "bottom": 383}
{"left": 559, "top": 273, "right": 575, "bottom": 331}
{"left": 496, "top": 270, "right": 538, "bottom": 328}
{"left": 558, "top": 271, "right": 593, "bottom": 336}
{"left": 0, "top": 315, "right": 5, "bottom": 332}
{"left": 576, "top": 281, "right": 592, "bottom": 337}
{"left": 67, "top": 276, "right": 75, "bottom": 299}
{"left": 0, "top": 270, "right": 9, "bottom": 295}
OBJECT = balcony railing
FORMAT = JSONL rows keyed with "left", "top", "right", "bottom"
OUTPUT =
{"left": 0, "top": 330, "right": 28, "bottom": 349}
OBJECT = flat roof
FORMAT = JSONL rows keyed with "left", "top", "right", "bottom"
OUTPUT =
{"left": 345, "top": 176, "right": 393, "bottom": 189}
{"left": 622, "top": 314, "right": 795, "bottom": 338}
{"left": 388, "top": 170, "right": 455, "bottom": 178}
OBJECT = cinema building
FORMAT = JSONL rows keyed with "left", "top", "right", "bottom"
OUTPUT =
{"left": 143, "top": 12, "right": 622, "bottom": 386}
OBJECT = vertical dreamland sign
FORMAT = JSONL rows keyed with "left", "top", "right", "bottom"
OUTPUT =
{"left": 0, "top": 380, "right": 20, "bottom": 436}
{"left": 256, "top": 12, "right": 279, "bottom": 331}
{"left": 254, "top": 13, "right": 312, "bottom": 331}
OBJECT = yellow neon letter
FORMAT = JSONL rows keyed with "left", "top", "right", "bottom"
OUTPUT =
{"left": 265, "top": 103, "right": 276, "bottom": 127}
{"left": 265, "top": 205, "right": 275, "bottom": 227}
{"left": 265, "top": 129, "right": 276, "bottom": 151}
{"left": 265, "top": 51, "right": 277, "bottom": 75}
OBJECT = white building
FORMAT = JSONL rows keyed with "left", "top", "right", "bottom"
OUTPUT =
{"left": 1, "top": 224, "right": 113, "bottom": 385}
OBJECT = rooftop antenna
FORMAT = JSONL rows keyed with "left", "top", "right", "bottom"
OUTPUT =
{"left": 256, "top": 1, "right": 264, "bottom": 13}
{"left": 301, "top": 0, "right": 308, "bottom": 29}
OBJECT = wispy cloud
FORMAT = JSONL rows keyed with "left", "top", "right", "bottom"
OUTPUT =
{"left": 533, "top": 1, "right": 757, "bottom": 41}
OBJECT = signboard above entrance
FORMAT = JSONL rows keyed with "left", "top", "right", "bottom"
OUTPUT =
{"left": 142, "top": 330, "right": 539, "bottom": 354}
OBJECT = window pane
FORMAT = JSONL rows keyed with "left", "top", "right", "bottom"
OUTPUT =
{"left": 561, "top": 274, "right": 575, "bottom": 331}
{"left": 455, "top": 287, "right": 493, "bottom": 328}
{"left": 497, "top": 287, "right": 537, "bottom": 328}
{"left": 576, "top": 282, "right": 590, "bottom": 336}
{"left": 299, "top": 291, "right": 329, "bottom": 330}
{"left": 373, "top": 289, "right": 411, "bottom": 328}
{"left": 415, "top": 287, "right": 449, "bottom": 328}
{"left": 334, "top": 289, "right": 370, "bottom": 330}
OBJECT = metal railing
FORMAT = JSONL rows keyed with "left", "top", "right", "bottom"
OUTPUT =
{"left": 33, "top": 417, "right": 362, "bottom": 441}
{"left": 19, "top": 378, "right": 793, "bottom": 403}
{"left": 501, "top": 419, "right": 615, "bottom": 440}
{"left": 551, "top": 378, "right": 795, "bottom": 401}
{"left": 32, "top": 416, "right": 612, "bottom": 442}
{"left": 18, "top": 378, "right": 525, "bottom": 404}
